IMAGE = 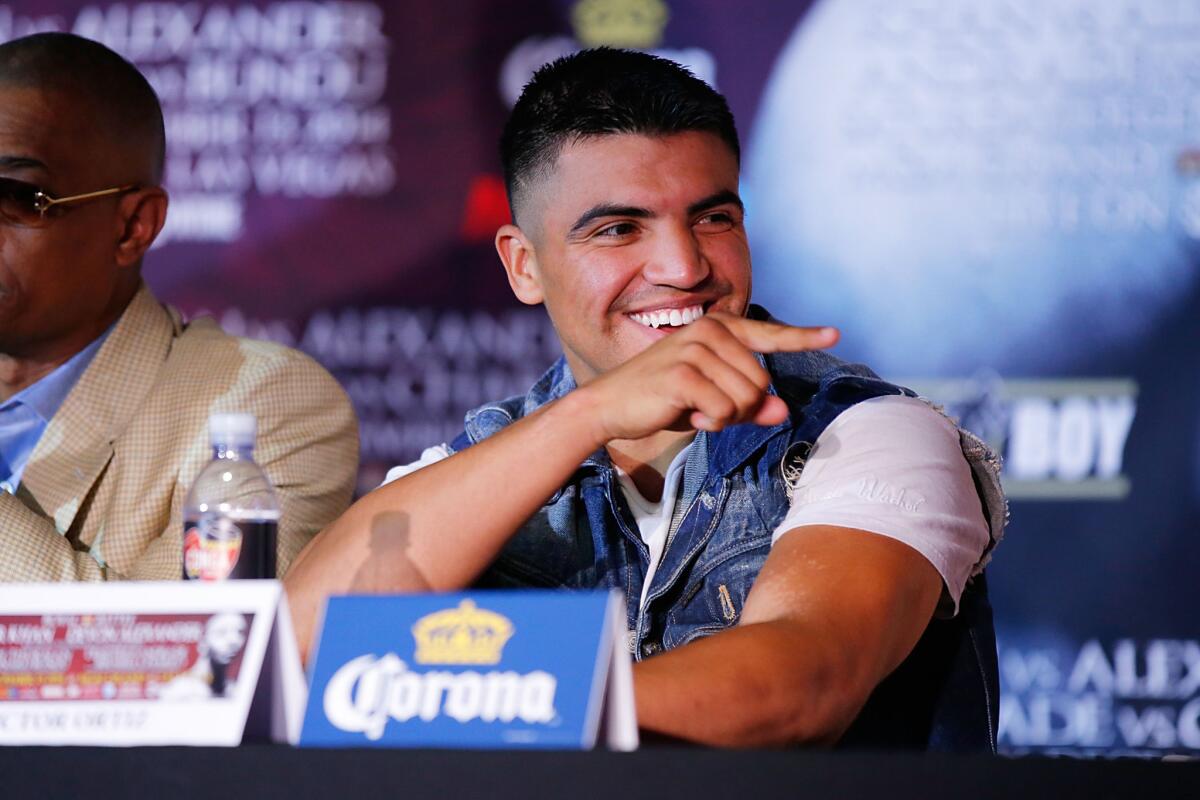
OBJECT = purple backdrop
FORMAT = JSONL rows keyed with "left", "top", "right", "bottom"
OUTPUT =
{"left": 3, "top": 0, "right": 1198, "bottom": 756}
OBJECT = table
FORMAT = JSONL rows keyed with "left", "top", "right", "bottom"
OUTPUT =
{"left": 4, "top": 746, "right": 1199, "bottom": 799}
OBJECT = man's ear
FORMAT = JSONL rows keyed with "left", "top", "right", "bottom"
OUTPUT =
{"left": 114, "top": 187, "right": 169, "bottom": 268}
{"left": 495, "top": 223, "right": 544, "bottom": 305}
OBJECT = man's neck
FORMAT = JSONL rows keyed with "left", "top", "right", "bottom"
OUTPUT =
{"left": 0, "top": 350, "right": 75, "bottom": 402}
{"left": 0, "top": 286, "right": 137, "bottom": 402}
{"left": 607, "top": 429, "right": 696, "bottom": 503}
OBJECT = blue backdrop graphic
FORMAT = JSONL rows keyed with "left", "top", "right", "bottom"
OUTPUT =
{"left": 3, "top": 0, "right": 1197, "bottom": 755}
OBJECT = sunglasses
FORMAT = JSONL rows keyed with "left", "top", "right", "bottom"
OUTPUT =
{"left": 0, "top": 177, "right": 138, "bottom": 228}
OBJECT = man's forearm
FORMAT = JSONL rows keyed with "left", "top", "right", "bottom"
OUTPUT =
{"left": 634, "top": 528, "right": 944, "bottom": 747}
{"left": 633, "top": 620, "right": 871, "bottom": 748}
{"left": 0, "top": 490, "right": 195, "bottom": 581}
{"left": 284, "top": 389, "right": 606, "bottom": 657}
{"left": 0, "top": 492, "right": 110, "bottom": 581}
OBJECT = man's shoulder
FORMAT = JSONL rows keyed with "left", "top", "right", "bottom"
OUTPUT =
{"left": 762, "top": 344, "right": 905, "bottom": 417}
{"left": 118, "top": 296, "right": 354, "bottom": 437}
{"left": 458, "top": 391, "right": 527, "bottom": 449}
{"left": 458, "top": 356, "right": 572, "bottom": 447}
{"left": 169, "top": 315, "right": 338, "bottom": 387}
{"left": 107, "top": 285, "right": 333, "bottom": 386}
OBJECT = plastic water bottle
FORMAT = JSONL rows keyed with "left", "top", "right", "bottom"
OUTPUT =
{"left": 182, "top": 413, "right": 280, "bottom": 580}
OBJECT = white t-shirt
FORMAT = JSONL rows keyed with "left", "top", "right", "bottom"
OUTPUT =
{"left": 382, "top": 394, "right": 990, "bottom": 615}
{"left": 613, "top": 443, "right": 694, "bottom": 614}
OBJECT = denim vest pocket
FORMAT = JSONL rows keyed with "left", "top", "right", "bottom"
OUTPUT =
{"left": 662, "top": 535, "right": 771, "bottom": 649}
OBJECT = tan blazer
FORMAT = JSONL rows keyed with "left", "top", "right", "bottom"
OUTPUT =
{"left": 0, "top": 284, "right": 359, "bottom": 581}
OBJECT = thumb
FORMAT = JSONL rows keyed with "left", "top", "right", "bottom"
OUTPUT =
{"left": 750, "top": 395, "right": 790, "bottom": 427}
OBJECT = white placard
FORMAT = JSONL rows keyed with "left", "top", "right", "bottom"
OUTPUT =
{"left": 0, "top": 580, "right": 304, "bottom": 746}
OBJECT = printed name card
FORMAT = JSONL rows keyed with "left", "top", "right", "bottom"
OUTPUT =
{"left": 0, "top": 580, "right": 305, "bottom": 746}
{"left": 300, "top": 590, "right": 637, "bottom": 750}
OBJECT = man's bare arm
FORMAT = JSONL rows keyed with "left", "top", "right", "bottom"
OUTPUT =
{"left": 283, "top": 391, "right": 605, "bottom": 658}
{"left": 284, "top": 315, "right": 838, "bottom": 660}
{"left": 633, "top": 524, "right": 943, "bottom": 747}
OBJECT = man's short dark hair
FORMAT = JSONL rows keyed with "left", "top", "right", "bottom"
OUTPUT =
{"left": 501, "top": 48, "right": 740, "bottom": 224}
{"left": 0, "top": 32, "right": 166, "bottom": 182}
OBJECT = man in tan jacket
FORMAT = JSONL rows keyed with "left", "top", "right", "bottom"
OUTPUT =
{"left": 0, "top": 33, "right": 358, "bottom": 581}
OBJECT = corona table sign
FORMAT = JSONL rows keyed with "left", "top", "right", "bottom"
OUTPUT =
{"left": 300, "top": 591, "right": 637, "bottom": 750}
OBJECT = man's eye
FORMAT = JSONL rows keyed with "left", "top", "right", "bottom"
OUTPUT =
{"left": 595, "top": 222, "right": 637, "bottom": 238}
{"left": 696, "top": 211, "right": 736, "bottom": 230}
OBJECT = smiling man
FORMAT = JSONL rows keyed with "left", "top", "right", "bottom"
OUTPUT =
{"left": 0, "top": 33, "right": 358, "bottom": 581}
{"left": 286, "top": 49, "right": 1006, "bottom": 749}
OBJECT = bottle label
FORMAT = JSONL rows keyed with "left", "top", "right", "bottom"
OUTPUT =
{"left": 183, "top": 516, "right": 244, "bottom": 580}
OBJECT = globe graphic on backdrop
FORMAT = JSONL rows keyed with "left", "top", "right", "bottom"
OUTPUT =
{"left": 745, "top": 0, "right": 1200, "bottom": 376}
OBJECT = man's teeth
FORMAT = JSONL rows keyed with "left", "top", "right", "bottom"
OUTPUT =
{"left": 630, "top": 305, "right": 705, "bottom": 329}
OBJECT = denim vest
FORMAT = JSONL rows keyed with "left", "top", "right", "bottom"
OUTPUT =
{"left": 450, "top": 308, "right": 1006, "bottom": 752}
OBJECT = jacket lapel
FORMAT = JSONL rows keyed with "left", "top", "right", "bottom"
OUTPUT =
{"left": 18, "top": 284, "right": 177, "bottom": 538}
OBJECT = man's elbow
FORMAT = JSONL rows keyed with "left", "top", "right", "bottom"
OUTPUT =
{"left": 723, "top": 644, "right": 877, "bottom": 748}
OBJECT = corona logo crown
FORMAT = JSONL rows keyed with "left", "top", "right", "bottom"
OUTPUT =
{"left": 411, "top": 600, "right": 514, "bottom": 665}
{"left": 572, "top": 0, "right": 669, "bottom": 49}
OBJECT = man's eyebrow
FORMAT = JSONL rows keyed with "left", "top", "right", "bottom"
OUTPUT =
{"left": 568, "top": 204, "right": 653, "bottom": 236}
{"left": 687, "top": 190, "right": 744, "bottom": 216}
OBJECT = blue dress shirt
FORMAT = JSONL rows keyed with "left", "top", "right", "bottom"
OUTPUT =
{"left": 0, "top": 328, "right": 113, "bottom": 493}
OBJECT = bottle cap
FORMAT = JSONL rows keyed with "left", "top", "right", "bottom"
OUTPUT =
{"left": 208, "top": 413, "right": 256, "bottom": 448}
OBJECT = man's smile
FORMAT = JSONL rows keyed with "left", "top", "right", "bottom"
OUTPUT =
{"left": 628, "top": 303, "right": 706, "bottom": 329}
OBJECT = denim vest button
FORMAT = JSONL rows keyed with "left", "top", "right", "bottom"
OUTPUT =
{"left": 641, "top": 641, "right": 661, "bottom": 657}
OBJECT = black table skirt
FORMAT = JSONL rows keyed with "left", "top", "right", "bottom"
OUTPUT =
{"left": 3, "top": 746, "right": 1199, "bottom": 799}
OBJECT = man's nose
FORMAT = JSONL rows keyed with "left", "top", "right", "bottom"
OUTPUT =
{"left": 642, "top": 226, "right": 710, "bottom": 288}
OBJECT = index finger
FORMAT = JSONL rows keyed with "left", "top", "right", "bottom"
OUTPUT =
{"left": 707, "top": 312, "right": 840, "bottom": 353}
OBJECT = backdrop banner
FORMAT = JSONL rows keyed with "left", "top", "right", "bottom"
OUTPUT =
{"left": 4, "top": 0, "right": 1197, "bottom": 756}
